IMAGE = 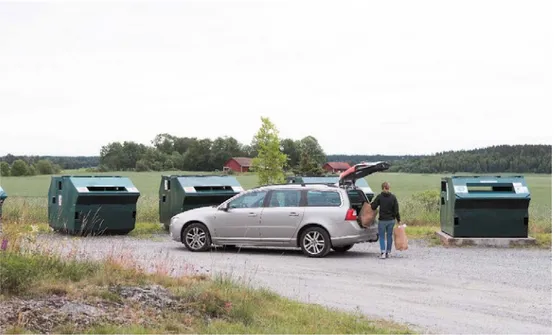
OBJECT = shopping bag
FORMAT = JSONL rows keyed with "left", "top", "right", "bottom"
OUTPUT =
{"left": 357, "top": 202, "right": 376, "bottom": 228}
{"left": 394, "top": 224, "right": 408, "bottom": 251}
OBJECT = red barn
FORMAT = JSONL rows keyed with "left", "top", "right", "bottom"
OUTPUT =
{"left": 322, "top": 162, "right": 351, "bottom": 173}
{"left": 223, "top": 157, "right": 253, "bottom": 173}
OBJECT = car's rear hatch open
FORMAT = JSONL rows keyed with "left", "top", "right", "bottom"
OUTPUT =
{"left": 338, "top": 161, "right": 391, "bottom": 188}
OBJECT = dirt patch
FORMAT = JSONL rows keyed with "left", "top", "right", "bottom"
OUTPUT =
{"left": 0, "top": 295, "right": 124, "bottom": 333}
{"left": 0, "top": 285, "right": 192, "bottom": 333}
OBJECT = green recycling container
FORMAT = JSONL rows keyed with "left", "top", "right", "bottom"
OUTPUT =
{"left": 286, "top": 175, "right": 375, "bottom": 201}
{"left": 0, "top": 186, "right": 7, "bottom": 221}
{"left": 440, "top": 175, "right": 531, "bottom": 238}
{"left": 159, "top": 175, "right": 243, "bottom": 228}
{"left": 48, "top": 176, "right": 140, "bottom": 235}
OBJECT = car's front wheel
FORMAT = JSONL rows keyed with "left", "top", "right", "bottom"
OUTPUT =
{"left": 182, "top": 223, "right": 211, "bottom": 252}
{"left": 300, "top": 227, "right": 331, "bottom": 258}
{"left": 332, "top": 244, "right": 354, "bottom": 253}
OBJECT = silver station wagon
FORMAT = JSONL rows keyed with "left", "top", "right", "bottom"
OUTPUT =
{"left": 169, "top": 161, "right": 390, "bottom": 257}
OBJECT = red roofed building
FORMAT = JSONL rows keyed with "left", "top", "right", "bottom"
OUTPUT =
{"left": 223, "top": 157, "right": 253, "bottom": 173}
{"left": 322, "top": 162, "right": 351, "bottom": 173}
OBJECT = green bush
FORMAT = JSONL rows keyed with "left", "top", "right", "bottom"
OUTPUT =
{"left": 410, "top": 189, "right": 441, "bottom": 213}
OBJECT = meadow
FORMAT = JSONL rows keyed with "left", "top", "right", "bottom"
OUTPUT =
{"left": 0, "top": 170, "right": 552, "bottom": 245}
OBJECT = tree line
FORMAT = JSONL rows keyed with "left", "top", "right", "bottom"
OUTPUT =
{"left": 1, "top": 140, "right": 551, "bottom": 176}
{"left": 388, "top": 145, "right": 552, "bottom": 174}
{"left": 0, "top": 154, "right": 99, "bottom": 170}
{"left": 97, "top": 132, "right": 329, "bottom": 174}
{"left": 0, "top": 159, "right": 62, "bottom": 177}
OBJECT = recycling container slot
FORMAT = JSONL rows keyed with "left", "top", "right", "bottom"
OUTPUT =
{"left": 467, "top": 184, "right": 514, "bottom": 193}
{"left": 455, "top": 199, "right": 529, "bottom": 210}
{"left": 74, "top": 212, "right": 80, "bottom": 220}
{"left": 524, "top": 217, "right": 529, "bottom": 226}
{"left": 194, "top": 186, "right": 233, "bottom": 192}
{"left": 58, "top": 181, "right": 62, "bottom": 190}
{"left": 162, "top": 195, "right": 166, "bottom": 202}
{"left": 52, "top": 197, "right": 56, "bottom": 204}
{"left": 87, "top": 186, "right": 127, "bottom": 192}
{"left": 76, "top": 196, "right": 138, "bottom": 205}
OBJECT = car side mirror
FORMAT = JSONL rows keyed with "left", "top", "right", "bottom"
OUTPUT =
{"left": 219, "top": 203, "right": 229, "bottom": 211}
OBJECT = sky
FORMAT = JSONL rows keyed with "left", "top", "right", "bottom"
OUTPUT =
{"left": 0, "top": 0, "right": 552, "bottom": 156}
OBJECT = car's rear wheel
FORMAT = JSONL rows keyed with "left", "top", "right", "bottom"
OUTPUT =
{"left": 182, "top": 223, "right": 211, "bottom": 252}
{"left": 300, "top": 227, "right": 331, "bottom": 258}
{"left": 332, "top": 244, "right": 354, "bottom": 253}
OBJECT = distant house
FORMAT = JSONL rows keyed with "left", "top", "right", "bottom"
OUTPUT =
{"left": 322, "top": 162, "right": 351, "bottom": 173}
{"left": 223, "top": 157, "right": 253, "bottom": 173}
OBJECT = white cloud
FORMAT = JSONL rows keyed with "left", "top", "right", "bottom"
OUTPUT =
{"left": 0, "top": 0, "right": 551, "bottom": 156}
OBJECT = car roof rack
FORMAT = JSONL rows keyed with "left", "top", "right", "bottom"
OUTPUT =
{"left": 250, "top": 183, "right": 340, "bottom": 190}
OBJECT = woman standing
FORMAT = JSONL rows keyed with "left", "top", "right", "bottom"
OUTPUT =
{"left": 370, "top": 182, "right": 401, "bottom": 259}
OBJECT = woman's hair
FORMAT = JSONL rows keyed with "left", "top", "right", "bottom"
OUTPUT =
{"left": 381, "top": 182, "right": 390, "bottom": 190}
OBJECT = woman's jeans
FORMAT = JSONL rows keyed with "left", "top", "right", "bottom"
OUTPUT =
{"left": 378, "top": 219, "right": 395, "bottom": 253}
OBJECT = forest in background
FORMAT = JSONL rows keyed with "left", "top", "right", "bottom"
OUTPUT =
{"left": 0, "top": 134, "right": 551, "bottom": 176}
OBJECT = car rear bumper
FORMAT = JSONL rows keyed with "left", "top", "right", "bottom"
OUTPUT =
{"left": 329, "top": 222, "right": 378, "bottom": 247}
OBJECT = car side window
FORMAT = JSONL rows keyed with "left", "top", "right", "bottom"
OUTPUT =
{"left": 306, "top": 190, "right": 342, "bottom": 207}
{"left": 228, "top": 191, "right": 267, "bottom": 209}
{"left": 268, "top": 190, "right": 301, "bottom": 207}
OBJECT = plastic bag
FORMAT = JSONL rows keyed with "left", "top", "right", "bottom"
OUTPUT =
{"left": 394, "top": 224, "right": 408, "bottom": 251}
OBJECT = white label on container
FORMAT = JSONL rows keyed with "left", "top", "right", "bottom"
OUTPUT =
{"left": 184, "top": 186, "right": 196, "bottom": 193}
{"left": 513, "top": 182, "right": 523, "bottom": 188}
{"left": 76, "top": 187, "right": 89, "bottom": 193}
{"left": 454, "top": 185, "right": 468, "bottom": 193}
{"left": 126, "top": 187, "right": 138, "bottom": 192}
{"left": 480, "top": 180, "right": 498, "bottom": 183}
{"left": 232, "top": 186, "right": 244, "bottom": 192}
{"left": 58, "top": 195, "right": 62, "bottom": 206}
{"left": 515, "top": 186, "right": 529, "bottom": 194}
{"left": 164, "top": 180, "right": 169, "bottom": 190}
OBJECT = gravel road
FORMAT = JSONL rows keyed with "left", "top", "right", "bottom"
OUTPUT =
{"left": 34, "top": 234, "right": 551, "bottom": 334}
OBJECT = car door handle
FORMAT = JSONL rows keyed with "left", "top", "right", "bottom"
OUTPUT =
{"left": 289, "top": 212, "right": 299, "bottom": 216}
{"left": 247, "top": 213, "right": 257, "bottom": 217}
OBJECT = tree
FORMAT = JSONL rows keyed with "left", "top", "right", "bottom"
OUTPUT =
{"left": 298, "top": 136, "right": 326, "bottom": 165}
{"left": 280, "top": 138, "right": 300, "bottom": 170}
{"left": 36, "top": 159, "right": 56, "bottom": 175}
{"left": 152, "top": 133, "right": 175, "bottom": 155}
{"left": 0, "top": 162, "right": 10, "bottom": 176}
{"left": 294, "top": 154, "right": 322, "bottom": 176}
{"left": 183, "top": 139, "right": 213, "bottom": 171}
{"left": 292, "top": 136, "right": 326, "bottom": 176}
{"left": 11, "top": 159, "right": 29, "bottom": 176}
{"left": 27, "top": 164, "right": 37, "bottom": 176}
{"left": 210, "top": 136, "right": 243, "bottom": 170}
{"left": 294, "top": 150, "right": 325, "bottom": 176}
{"left": 135, "top": 159, "right": 151, "bottom": 172}
{"left": 251, "top": 117, "right": 288, "bottom": 185}
{"left": 100, "top": 142, "right": 125, "bottom": 171}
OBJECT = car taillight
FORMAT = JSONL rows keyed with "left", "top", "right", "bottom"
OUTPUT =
{"left": 345, "top": 209, "right": 358, "bottom": 221}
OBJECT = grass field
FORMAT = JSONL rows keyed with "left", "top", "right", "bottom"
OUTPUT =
{"left": 0, "top": 170, "right": 552, "bottom": 246}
